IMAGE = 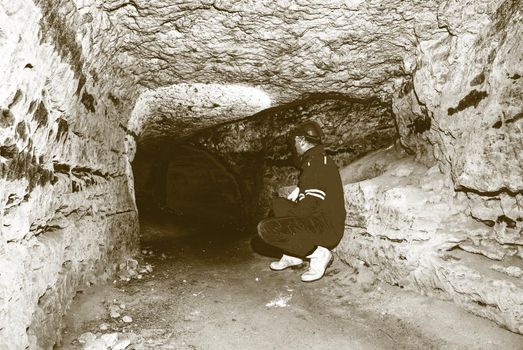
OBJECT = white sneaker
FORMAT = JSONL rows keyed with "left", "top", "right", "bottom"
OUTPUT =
{"left": 270, "top": 254, "right": 304, "bottom": 271}
{"left": 301, "top": 246, "right": 333, "bottom": 282}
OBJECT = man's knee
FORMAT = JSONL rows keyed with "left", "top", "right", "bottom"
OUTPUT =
{"left": 258, "top": 218, "right": 278, "bottom": 241}
{"left": 257, "top": 220, "right": 267, "bottom": 239}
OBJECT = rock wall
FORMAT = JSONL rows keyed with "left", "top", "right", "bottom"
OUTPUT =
{"left": 1, "top": 0, "right": 520, "bottom": 345}
{"left": 0, "top": 1, "right": 139, "bottom": 349}
{"left": 188, "top": 95, "right": 397, "bottom": 223}
{"left": 337, "top": 145, "right": 523, "bottom": 334}
{"left": 396, "top": 0, "right": 522, "bottom": 192}
{"left": 339, "top": 0, "right": 523, "bottom": 334}
{"left": 394, "top": 0, "right": 523, "bottom": 275}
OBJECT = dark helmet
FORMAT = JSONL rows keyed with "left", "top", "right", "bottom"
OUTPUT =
{"left": 290, "top": 120, "right": 324, "bottom": 144}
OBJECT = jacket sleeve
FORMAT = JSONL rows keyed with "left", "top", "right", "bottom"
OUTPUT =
{"left": 278, "top": 155, "right": 327, "bottom": 217}
{"left": 272, "top": 197, "right": 298, "bottom": 217}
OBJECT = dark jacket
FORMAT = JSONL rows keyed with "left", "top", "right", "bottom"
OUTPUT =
{"left": 273, "top": 145, "right": 346, "bottom": 231}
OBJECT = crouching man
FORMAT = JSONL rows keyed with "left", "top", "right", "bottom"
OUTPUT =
{"left": 257, "top": 120, "right": 346, "bottom": 282}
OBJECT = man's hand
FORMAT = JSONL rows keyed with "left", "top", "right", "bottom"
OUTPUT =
{"left": 287, "top": 187, "right": 300, "bottom": 202}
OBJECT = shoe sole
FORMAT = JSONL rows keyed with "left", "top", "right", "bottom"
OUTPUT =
{"left": 301, "top": 255, "right": 334, "bottom": 282}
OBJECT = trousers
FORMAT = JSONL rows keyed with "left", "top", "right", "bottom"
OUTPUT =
{"left": 257, "top": 212, "right": 340, "bottom": 258}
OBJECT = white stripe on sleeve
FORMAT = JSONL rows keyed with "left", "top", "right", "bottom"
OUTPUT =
{"left": 304, "top": 189, "right": 326, "bottom": 197}
{"left": 306, "top": 192, "right": 325, "bottom": 200}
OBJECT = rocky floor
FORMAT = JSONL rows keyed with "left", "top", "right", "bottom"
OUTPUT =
{"left": 58, "top": 218, "right": 523, "bottom": 350}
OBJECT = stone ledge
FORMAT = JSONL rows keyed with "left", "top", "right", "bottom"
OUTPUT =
{"left": 336, "top": 147, "right": 523, "bottom": 334}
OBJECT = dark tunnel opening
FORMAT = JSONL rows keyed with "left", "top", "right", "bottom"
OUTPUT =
{"left": 132, "top": 140, "right": 253, "bottom": 250}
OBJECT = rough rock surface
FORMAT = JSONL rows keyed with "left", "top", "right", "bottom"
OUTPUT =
{"left": 91, "top": 0, "right": 442, "bottom": 103}
{"left": 0, "top": 1, "right": 138, "bottom": 349}
{"left": 129, "top": 84, "right": 271, "bottom": 144}
{"left": 394, "top": 0, "right": 523, "bottom": 198}
{"left": 187, "top": 95, "right": 396, "bottom": 221}
{"left": 1, "top": 0, "right": 522, "bottom": 347}
{"left": 35, "top": 0, "right": 443, "bottom": 139}
{"left": 336, "top": 145, "right": 523, "bottom": 334}
{"left": 388, "top": 0, "right": 523, "bottom": 321}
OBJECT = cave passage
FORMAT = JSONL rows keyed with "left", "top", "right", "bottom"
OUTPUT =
{"left": 59, "top": 182, "right": 523, "bottom": 350}
{"left": 133, "top": 140, "right": 250, "bottom": 250}
{"left": 59, "top": 128, "right": 519, "bottom": 350}
{"left": 3, "top": 0, "right": 522, "bottom": 347}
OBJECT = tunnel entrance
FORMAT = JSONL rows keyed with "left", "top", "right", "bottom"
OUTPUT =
{"left": 133, "top": 140, "right": 249, "bottom": 247}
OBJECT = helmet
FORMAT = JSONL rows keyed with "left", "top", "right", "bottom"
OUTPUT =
{"left": 290, "top": 120, "right": 323, "bottom": 144}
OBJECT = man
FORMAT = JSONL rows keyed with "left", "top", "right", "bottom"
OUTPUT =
{"left": 257, "top": 120, "right": 346, "bottom": 282}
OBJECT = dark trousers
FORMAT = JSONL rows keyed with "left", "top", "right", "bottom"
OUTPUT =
{"left": 257, "top": 213, "right": 339, "bottom": 259}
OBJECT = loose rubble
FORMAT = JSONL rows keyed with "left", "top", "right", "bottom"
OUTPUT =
{"left": 76, "top": 331, "right": 133, "bottom": 350}
{"left": 117, "top": 258, "right": 153, "bottom": 282}
{"left": 73, "top": 255, "right": 155, "bottom": 349}
{"left": 109, "top": 305, "right": 121, "bottom": 319}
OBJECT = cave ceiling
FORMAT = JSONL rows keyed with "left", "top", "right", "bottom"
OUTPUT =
{"left": 54, "top": 0, "right": 445, "bottom": 140}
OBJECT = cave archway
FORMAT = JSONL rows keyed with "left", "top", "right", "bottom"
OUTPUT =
{"left": 133, "top": 140, "right": 250, "bottom": 245}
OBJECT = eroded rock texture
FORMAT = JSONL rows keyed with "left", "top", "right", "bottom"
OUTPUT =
{"left": 337, "top": 146, "right": 523, "bottom": 334}
{"left": 396, "top": 0, "right": 523, "bottom": 195}
{"left": 13, "top": 0, "right": 442, "bottom": 145}
{"left": 1, "top": 0, "right": 522, "bottom": 347}
{"left": 340, "top": 0, "right": 523, "bottom": 334}
{"left": 0, "top": 1, "right": 138, "bottom": 348}
{"left": 402, "top": 0, "right": 523, "bottom": 278}
{"left": 93, "top": 0, "right": 441, "bottom": 102}
{"left": 188, "top": 95, "right": 396, "bottom": 221}
{"left": 55, "top": 0, "right": 442, "bottom": 137}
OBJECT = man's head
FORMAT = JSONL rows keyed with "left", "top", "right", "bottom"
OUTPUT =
{"left": 290, "top": 120, "right": 323, "bottom": 156}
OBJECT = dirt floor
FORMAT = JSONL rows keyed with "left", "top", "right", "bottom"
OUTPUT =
{"left": 59, "top": 218, "right": 523, "bottom": 350}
